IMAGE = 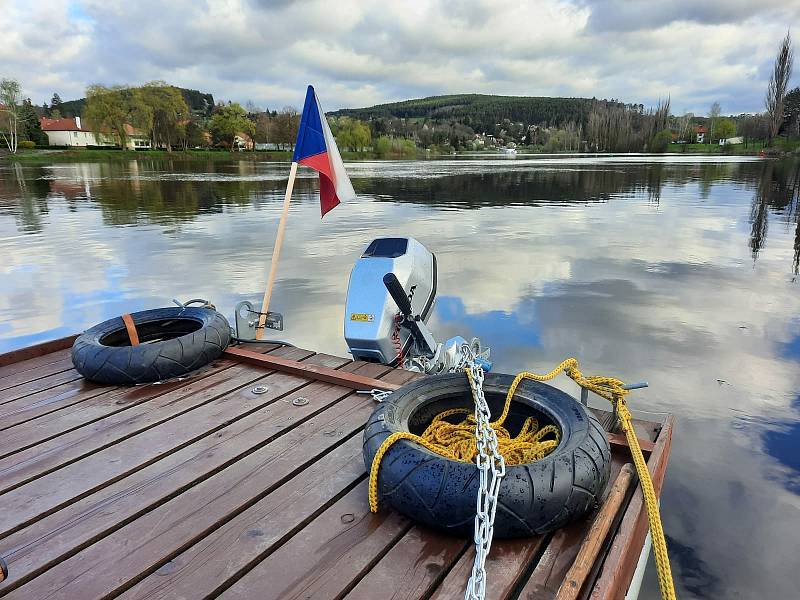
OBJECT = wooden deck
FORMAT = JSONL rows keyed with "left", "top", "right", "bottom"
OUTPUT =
{"left": 0, "top": 337, "right": 672, "bottom": 600}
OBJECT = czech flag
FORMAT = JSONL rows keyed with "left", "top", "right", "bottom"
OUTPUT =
{"left": 292, "top": 85, "right": 356, "bottom": 217}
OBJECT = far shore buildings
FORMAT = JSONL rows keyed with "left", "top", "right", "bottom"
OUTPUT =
{"left": 694, "top": 125, "right": 707, "bottom": 144}
{"left": 39, "top": 116, "right": 151, "bottom": 150}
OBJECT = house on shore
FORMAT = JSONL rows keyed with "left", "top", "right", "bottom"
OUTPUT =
{"left": 233, "top": 132, "right": 254, "bottom": 151}
{"left": 694, "top": 125, "right": 707, "bottom": 144}
{"left": 40, "top": 117, "right": 151, "bottom": 150}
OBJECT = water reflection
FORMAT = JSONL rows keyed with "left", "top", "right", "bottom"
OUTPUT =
{"left": 0, "top": 155, "right": 799, "bottom": 599}
{"left": 748, "top": 160, "right": 800, "bottom": 276}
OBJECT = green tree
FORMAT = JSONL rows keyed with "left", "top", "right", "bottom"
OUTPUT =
{"left": 374, "top": 136, "right": 392, "bottom": 158}
{"left": 715, "top": 118, "right": 736, "bottom": 141}
{"left": 182, "top": 119, "right": 208, "bottom": 149}
{"left": 84, "top": 85, "right": 137, "bottom": 149}
{"left": 351, "top": 120, "right": 371, "bottom": 152}
{"left": 50, "top": 92, "right": 62, "bottom": 117}
{"left": 332, "top": 117, "right": 371, "bottom": 152}
{"left": 19, "top": 99, "right": 48, "bottom": 145}
{"left": 137, "top": 82, "right": 190, "bottom": 151}
{"left": 208, "top": 103, "right": 254, "bottom": 150}
{"left": 649, "top": 129, "right": 672, "bottom": 153}
{"left": 783, "top": 87, "right": 800, "bottom": 137}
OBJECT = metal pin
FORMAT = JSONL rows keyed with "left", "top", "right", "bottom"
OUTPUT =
{"left": 292, "top": 397, "right": 309, "bottom": 406}
{"left": 622, "top": 382, "right": 649, "bottom": 390}
{"left": 251, "top": 385, "right": 269, "bottom": 395}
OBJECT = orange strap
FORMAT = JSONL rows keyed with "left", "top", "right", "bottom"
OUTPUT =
{"left": 121, "top": 313, "right": 140, "bottom": 346}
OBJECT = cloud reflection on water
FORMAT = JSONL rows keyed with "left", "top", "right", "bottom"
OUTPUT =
{"left": 0, "top": 155, "right": 799, "bottom": 599}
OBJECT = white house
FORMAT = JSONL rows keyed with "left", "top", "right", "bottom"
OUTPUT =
{"left": 40, "top": 117, "right": 151, "bottom": 149}
{"left": 40, "top": 116, "right": 108, "bottom": 147}
{"left": 694, "top": 125, "right": 707, "bottom": 144}
{"left": 719, "top": 136, "right": 743, "bottom": 146}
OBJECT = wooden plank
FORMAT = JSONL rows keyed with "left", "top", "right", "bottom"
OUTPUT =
{"left": 0, "top": 336, "right": 78, "bottom": 368}
{"left": 0, "top": 359, "right": 376, "bottom": 595}
{"left": 0, "top": 349, "right": 72, "bottom": 381}
{"left": 0, "top": 346, "right": 296, "bottom": 495}
{"left": 0, "top": 348, "right": 323, "bottom": 537}
{"left": 225, "top": 346, "right": 402, "bottom": 392}
{"left": 343, "top": 526, "right": 468, "bottom": 600}
{"left": 0, "top": 370, "right": 85, "bottom": 409}
{"left": 556, "top": 465, "right": 635, "bottom": 600}
{"left": 119, "top": 438, "right": 367, "bottom": 600}
{"left": 0, "top": 343, "right": 281, "bottom": 457}
{"left": 0, "top": 345, "right": 280, "bottom": 463}
{"left": 607, "top": 433, "right": 654, "bottom": 455}
{"left": 0, "top": 358, "right": 251, "bottom": 460}
{"left": 5, "top": 368, "right": 393, "bottom": 600}
{"left": 118, "top": 367, "right": 415, "bottom": 600}
{"left": 0, "top": 356, "right": 74, "bottom": 393}
{"left": 588, "top": 415, "right": 674, "bottom": 600}
{"left": 429, "top": 537, "right": 548, "bottom": 600}
{"left": 514, "top": 449, "right": 628, "bottom": 600}
{"left": 8, "top": 438, "right": 367, "bottom": 600}
{"left": 217, "top": 481, "right": 413, "bottom": 600}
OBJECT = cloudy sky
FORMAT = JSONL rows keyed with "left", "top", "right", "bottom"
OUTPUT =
{"left": 2, "top": 0, "right": 799, "bottom": 115}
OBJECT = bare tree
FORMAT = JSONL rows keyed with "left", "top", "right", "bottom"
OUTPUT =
{"left": 0, "top": 78, "right": 21, "bottom": 153}
{"left": 740, "top": 113, "right": 769, "bottom": 147}
{"left": 708, "top": 102, "right": 721, "bottom": 143}
{"left": 765, "top": 31, "right": 794, "bottom": 145}
{"left": 673, "top": 112, "right": 693, "bottom": 141}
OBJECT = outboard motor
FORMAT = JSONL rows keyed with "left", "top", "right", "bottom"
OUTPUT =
{"left": 345, "top": 237, "right": 490, "bottom": 373}
{"left": 344, "top": 237, "right": 437, "bottom": 366}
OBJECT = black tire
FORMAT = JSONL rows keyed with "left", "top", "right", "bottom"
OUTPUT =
{"left": 71, "top": 307, "right": 231, "bottom": 385}
{"left": 363, "top": 372, "right": 611, "bottom": 538}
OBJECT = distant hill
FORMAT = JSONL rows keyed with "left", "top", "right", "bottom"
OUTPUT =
{"left": 56, "top": 87, "right": 215, "bottom": 118}
{"left": 332, "top": 93, "right": 608, "bottom": 131}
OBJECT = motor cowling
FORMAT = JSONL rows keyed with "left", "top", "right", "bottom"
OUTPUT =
{"left": 344, "top": 237, "right": 436, "bottom": 365}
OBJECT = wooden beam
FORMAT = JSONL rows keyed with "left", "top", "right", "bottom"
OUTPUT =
{"left": 589, "top": 414, "right": 674, "bottom": 600}
{"left": 224, "top": 347, "right": 402, "bottom": 392}
{"left": 556, "top": 464, "right": 635, "bottom": 600}
{"left": 607, "top": 432, "right": 654, "bottom": 454}
{"left": 0, "top": 335, "right": 78, "bottom": 368}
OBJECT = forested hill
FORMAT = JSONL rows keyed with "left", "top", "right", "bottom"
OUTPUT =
{"left": 331, "top": 94, "right": 605, "bottom": 131}
{"left": 56, "top": 88, "right": 215, "bottom": 118}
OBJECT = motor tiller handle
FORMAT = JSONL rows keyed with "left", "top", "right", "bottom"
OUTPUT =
{"left": 383, "top": 273, "right": 414, "bottom": 317}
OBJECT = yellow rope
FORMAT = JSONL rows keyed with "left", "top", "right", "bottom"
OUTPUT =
{"left": 367, "top": 358, "right": 676, "bottom": 600}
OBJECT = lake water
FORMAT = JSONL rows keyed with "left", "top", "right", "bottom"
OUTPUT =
{"left": 1, "top": 154, "right": 799, "bottom": 599}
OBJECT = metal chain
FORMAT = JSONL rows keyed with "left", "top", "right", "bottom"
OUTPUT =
{"left": 461, "top": 346, "right": 506, "bottom": 600}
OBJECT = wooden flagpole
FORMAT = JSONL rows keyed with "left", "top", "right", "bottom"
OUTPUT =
{"left": 256, "top": 160, "right": 298, "bottom": 339}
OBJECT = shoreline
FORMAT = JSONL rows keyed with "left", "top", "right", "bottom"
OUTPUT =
{"left": 1, "top": 144, "right": 796, "bottom": 163}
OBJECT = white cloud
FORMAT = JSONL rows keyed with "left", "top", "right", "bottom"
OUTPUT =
{"left": 1, "top": 0, "right": 799, "bottom": 114}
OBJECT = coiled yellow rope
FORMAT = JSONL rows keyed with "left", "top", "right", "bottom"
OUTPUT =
{"left": 367, "top": 358, "right": 676, "bottom": 600}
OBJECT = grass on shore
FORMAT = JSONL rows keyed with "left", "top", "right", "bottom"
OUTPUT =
{"left": 3, "top": 138, "right": 799, "bottom": 162}
{"left": 2, "top": 147, "right": 397, "bottom": 162}
{"left": 3, "top": 148, "right": 297, "bottom": 162}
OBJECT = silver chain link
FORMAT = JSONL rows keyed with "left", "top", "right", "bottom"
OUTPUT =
{"left": 460, "top": 345, "right": 506, "bottom": 600}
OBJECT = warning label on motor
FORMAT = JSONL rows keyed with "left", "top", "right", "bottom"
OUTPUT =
{"left": 350, "top": 313, "right": 374, "bottom": 322}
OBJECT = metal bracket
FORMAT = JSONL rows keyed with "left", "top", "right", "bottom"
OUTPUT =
{"left": 578, "top": 381, "right": 649, "bottom": 430}
{"left": 234, "top": 300, "right": 284, "bottom": 340}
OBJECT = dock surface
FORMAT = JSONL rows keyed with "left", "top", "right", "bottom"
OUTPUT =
{"left": 0, "top": 337, "right": 672, "bottom": 600}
